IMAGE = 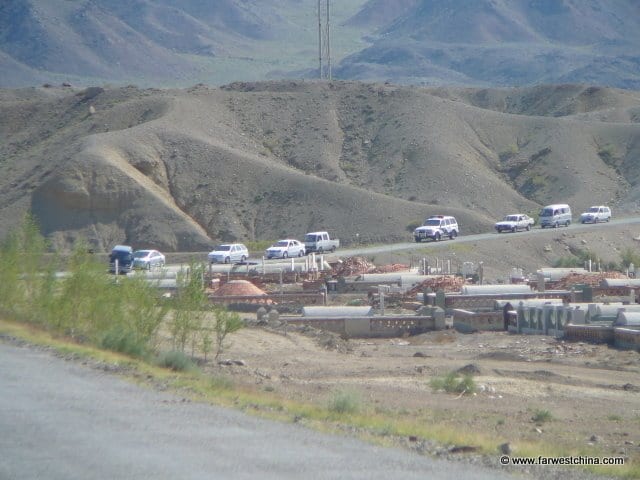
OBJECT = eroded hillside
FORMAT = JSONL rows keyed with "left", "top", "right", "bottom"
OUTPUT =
{"left": 1, "top": 81, "right": 639, "bottom": 251}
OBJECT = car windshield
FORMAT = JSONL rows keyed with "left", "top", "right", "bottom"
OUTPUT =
{"left": 110, "top": 251, "right": 132, "bottom": 262}
{"left": 133, "top": 251, "right": 150, "bottom": 258}
{"left": 540, "top": 208, "right": 554, "bottom": 216}
{"left": 587, "top": 207, "right": 600, "bottom": 213}
{"left": 504, "top": 215, "right": 519, "bottom": 221}
{"left": 273, "top": 241, "right": 288, "bottom": 247}
{"left": 424, "top": 219, "right": 441, "bottom": 226}
{"left": 304, "top": 234, "right": 317, "bottom": 242}
{"left": 214, "top": 245, "right": 231, "bottom": 251}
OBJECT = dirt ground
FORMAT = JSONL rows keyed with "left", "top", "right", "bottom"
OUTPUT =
{"left": 211, "top": 319, "right": 640, "bottom": 471}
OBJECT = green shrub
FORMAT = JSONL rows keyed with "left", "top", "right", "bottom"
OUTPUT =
{"left": 155, "top": 350, "right": 197, "bottom": 372}
{"left": 100, "top": 328, "right": 149, "bottom": 359}
{"left": 328, "top": 389, "right": 361, "bottom": 415}
{"left": 429, "top": 372, "right": 476, "bottom": 395}
{"left": 532, "top": 409, "right": 553, "bottom": 424}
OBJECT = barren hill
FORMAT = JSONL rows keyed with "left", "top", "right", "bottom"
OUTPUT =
{"left": 1, "top": 81, "right": 640, "bottom": 251}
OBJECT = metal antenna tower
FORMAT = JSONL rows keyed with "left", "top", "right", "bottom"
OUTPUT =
{"left": 317, "top": 0, "right": 331, "bottom": 80}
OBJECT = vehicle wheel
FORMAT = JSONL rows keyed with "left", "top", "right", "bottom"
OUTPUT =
{"left": 298, "top": 250, "right": 304, "bottom": 257}
{"left": 415, "top": 238, "right": 422, "bottom": 243}
{"left": 318, "top": 247, "right": 324, "bottom": 253}
{"left": 554, "top": 222, "right": 559, "bottom": 228}
{"left": 283, "top": 252, "right": 288, "bottom": 259}
{"left": 565, "top": 220, "right": 570, "bottom": 227}
{"left": 511, "top": 226, "right": 517, "bottom": 233}
{"left": 147, "top": 263, "right": 152, "bottom": 270}
{"left": 331, "top": 246, "right": 336, "bottom": 253}
{"left": 526, "top": 225, "right": 531, "bottom": 231}
{"left": 434, "top": 233, "right": 441, "bottom": 242}
{"left": 224, "top": 257, "right": 230, "bottom": 264}
{"left": 450, "top": 230, "right": 457, "bottom": 239}
{"left": 240, "top": 255, "right": 247, "bottom": 263}
{"left": 606, "top": 217, "right": 610, "bottom": 222}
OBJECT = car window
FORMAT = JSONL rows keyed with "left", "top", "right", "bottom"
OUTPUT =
{"left": 215, "top": 245, "right": 231, "bottom": 251}
{"left": 274, "top": 241, "right": 288, "bottom": 247}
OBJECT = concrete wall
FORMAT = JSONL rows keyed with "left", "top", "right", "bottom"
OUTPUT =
{"left": 286, "top": 315, "right": 439, "bottom": 338}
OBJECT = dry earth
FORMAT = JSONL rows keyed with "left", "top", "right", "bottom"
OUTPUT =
{"left": 211, "top": 322, "right": 640, "bottom": 476}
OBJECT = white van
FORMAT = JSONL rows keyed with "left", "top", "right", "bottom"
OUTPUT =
{"left": 539, "top": 204, "right": 572, "bottom": 228}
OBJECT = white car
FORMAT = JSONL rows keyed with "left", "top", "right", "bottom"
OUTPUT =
{"left": 208, "top": 243, "right": 249, "bottom": 264}
{"left": 132, "top": 249, "right": 166, "bottom": 270}
{"left": 494, "top": 214, "right": 535, "bottom": 233}
{"left": 580, "top": 206, "right": 611, "bottom": 224}
{"left": 413, "top": 215, "right": 459, "bottom": 242}
{"left": 265, "top": 239, "right": 306, "bottom": 259}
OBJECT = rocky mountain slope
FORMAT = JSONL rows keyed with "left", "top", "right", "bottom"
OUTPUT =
{"left": 2, "top": 0, "right": 639, "bottom": 88}
{"left": 1, "top": 81, "right": 639, "bottom": 252}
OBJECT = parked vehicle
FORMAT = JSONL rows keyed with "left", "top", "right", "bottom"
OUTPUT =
{"left": 413, "top": 215, "right": 459, "bottom": 242}
{"left": 109, "top": 245, "right": 134, "bottom": 274}
{"left": 132, "top": 249, "right": 165, "bottom": 270}
{"left": 539, "top": 204, "right": 572, "bottom": 228}
{"left": 580, "top": 206, "right": 611, "bottom": 224}
{"left": 304, "top": 231, "right": 339, "bottom": 254}
{"left": 265, "top": 239, "right": 306, "bottom": 259}
{"left": 208, "top": 243, "right": 249, "bottom": 264}
{"left": 494, "top": 214, "right": 535, "bottom": 233}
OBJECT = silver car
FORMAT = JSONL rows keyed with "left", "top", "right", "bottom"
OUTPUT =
{"left": 208, "top": 243, "right": 249, "bottom": 264}
{"left": 132, "top": 249, "right": 166, "bottom": 270}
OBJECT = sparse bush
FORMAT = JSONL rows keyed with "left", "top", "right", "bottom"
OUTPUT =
{"left": 100, "top": 328, "right": 149, "bottom": 359}
{"left": 532, "top": 409, "right": 553, "bottom": 424}
{"left": 328, "top": 389, "right": 361, "bottom": 415}
{"left": 429, "top": 372, "right": 476, "bottom": 395}
{"left": 620, "top": 248, "right": 640, "bottom": 269}
{"left": 156, "top": 350, "right": 197, "bottom": 372}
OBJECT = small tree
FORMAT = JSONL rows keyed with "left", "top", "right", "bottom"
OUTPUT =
{"left": 213, "top": 306, "right": 243, "bottom": 359}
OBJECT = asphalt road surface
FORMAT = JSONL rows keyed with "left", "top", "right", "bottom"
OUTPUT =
{"left": 0, "top": 342, "right": 520, "bottom": 480}
{"left": 338, "top": 216, "right": 640, "bottom": 258}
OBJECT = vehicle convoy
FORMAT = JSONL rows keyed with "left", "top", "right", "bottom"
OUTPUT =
{"left": 304, "top": 231, "right": 339, "bottom": 253}
{"left": 208, "top": 243, "right": 249, "bottom": 264}
{"left": 414, "top": 215, "right": 459, "bottom": 242}
{"left": 580, "top": 205, "right": 611, "bottom": 224}
{"left": 539, "top": 203, "right": 572, "bottom": 228}
{"left": 494, "top": 214, "right": 535, "bottom": 233}
{"left": 109, "top": 245, "right": 134, "bottom": 274}
{"left": 265, "top": 239, "right": 306, "bottom": 259}
{"left": 132, "top": 249, "right": 165, "bottom": 270}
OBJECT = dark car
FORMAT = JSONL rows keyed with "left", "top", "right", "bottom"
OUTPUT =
{"left": 109, "top": 245, "right": 134, "bottom": 274}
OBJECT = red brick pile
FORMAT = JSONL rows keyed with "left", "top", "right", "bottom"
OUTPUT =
{"left": 332, "top": 256, "right": 377, "bottom": 276}
{"left": 552, "top": 272, "right": 627, "bottom": 289}
{"left": 369, "top": 263, "right": 410, "bottom": 273}
{"left": 406, "top": 276, "right": 466, "bottom": 295}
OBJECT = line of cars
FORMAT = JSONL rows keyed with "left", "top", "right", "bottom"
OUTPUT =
{"left": 207, "top": 231, "right": 340, "bottom": 264}
{"left": 494, "top": 204, "right": 611, "bottom": 233}
{"left": 412, "top": 204, "right": 613, "bottom": 243}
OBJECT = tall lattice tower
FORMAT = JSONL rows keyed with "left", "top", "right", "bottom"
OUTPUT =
{"left": 317, "top": 0, "right": 331, "bottom": 80}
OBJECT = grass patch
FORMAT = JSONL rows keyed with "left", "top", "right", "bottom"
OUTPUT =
{"left": 327, "top": 389, "right": 361, "bottom": 415}
{"left": 155, "top": 350, "right": 198, "bottom": 372}
{"left": 531, "top": 409, "right": 553, "bottom": 424}
{"left": 429, "top": 372, "right": 476, "bottom": 395}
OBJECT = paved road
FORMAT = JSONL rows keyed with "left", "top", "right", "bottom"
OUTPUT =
{"left": 0, "top": 342, "right": 520, "bottom": 480}
{"left": 337, "top": 216, "right": 640, "bottom": 258}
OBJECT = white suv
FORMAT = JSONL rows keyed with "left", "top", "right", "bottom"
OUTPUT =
{"left": 414, "top": 215, "right": 459, "bottom": 242}
{"left": 580, "top": 206, "right": 611, "bottom": 224}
